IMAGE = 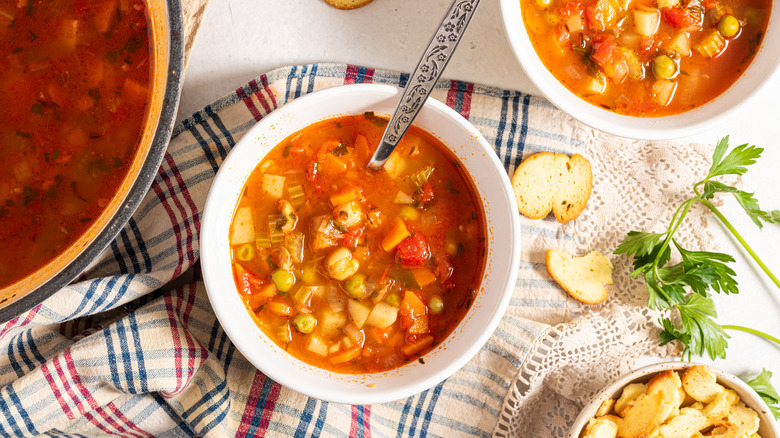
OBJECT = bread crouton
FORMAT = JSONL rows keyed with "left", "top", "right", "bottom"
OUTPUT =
{"left": 546, "top": 249, "right": 613, "bottom": 304}
{"left": 653, "top": 407, "right": 709, "bottom": 438}
{"left": 682, "top": 365, "right": 725, "bottom": 403}
{"left": 726, "top": 402, "right": 760, "bottom": 436}
{"left": 597, "top": 398, "right": 617, "bottom": 417}
{"left": 511, "top": 152, "right": 592, "bottom": 223}
{"left": 615, "top": 383, "right": 647, "bottom": 417}
{"left": 704, "top": 389, "right": 740, "bottom": 420}
{"left": 618, "top": 392, "right": 669, "bottom": 438}
{"left": 583, "top": 416, "right": 619, "bottom": 438}
{"left": 324, "top": 0, "right": 373, "bottom": 9}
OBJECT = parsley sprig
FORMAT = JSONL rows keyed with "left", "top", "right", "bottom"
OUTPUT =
{"left": 746, "top": 369, "right": 780, "bottom": 420}
{"left": 614, "top": 136, "right": 780, "bottom": 361}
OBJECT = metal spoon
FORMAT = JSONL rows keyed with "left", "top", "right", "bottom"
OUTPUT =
{"left": 368, "top": 0, "right": 481, "bottom": 171}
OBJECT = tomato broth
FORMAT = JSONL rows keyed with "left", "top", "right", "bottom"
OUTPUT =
{"left": 0, "top": 0, "right": 151, "bottom": 287}
{"left": 229, "top": 114, "right": 487, "bottom": 374}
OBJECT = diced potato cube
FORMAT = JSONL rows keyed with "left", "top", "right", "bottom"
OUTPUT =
{"left": 656, "top": 0, "right": 679, "bottom": 7}
{"left": 230, "top": 207, "right": 255, "bottom": 245}
{"left": 383, "top": 151, "right": 407, "bottom": 178}
{"left": 650, "top": 80, "right": 676, "bottom": 106}
{"left": 262, "top": 174, "right": 286, "bottom": 198}
{"left": 666, "top": 33, "right": 691, "bottom": 57}
{"left": 306, "top": 335, "right": 328, "bottom": 357}
{"left": 365, "top": 302, "right": 398, "bottom": 329}
{"left": 584, "top": 74, "right": 607, "bottom": 95}
{"left": 633, "top": 9, "right": 660, "bottom": 36}
{"left": 347, "top": 300, "right": 372, "bottom": 329}
{"left": 320, "top": 309, "right": 347, "bottom": 336}
{"left": 394, "top": 191, "right": 414, "bottom": 204}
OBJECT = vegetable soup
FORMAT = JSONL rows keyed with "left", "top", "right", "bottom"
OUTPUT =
{"left": 0, "top": 0, "right": 151, "bottom": 287}
{"left": 520, "top": 0, "right": 771, "bottom": 116}
{"left": 229, "top": 114, "right": 487, "bottom": 374}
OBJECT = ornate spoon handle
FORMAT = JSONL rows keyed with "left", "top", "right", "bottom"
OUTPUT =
{"left": 368, "top": 0, "right": 481, "bottom": 170}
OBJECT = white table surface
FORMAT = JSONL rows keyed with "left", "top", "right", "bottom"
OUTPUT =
{"left": 181, "top": 0, "right": 780, "bottom": 388}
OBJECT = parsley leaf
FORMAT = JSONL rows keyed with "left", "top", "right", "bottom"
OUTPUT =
{"left": 745, "top": 369, "right": 780, "bottom": 420}
{"left": 614, "top": 231, "right": 666, "bottom": 259}
{"left": 662, "top": 294, "right": 729, "bottom": 361}
{"left": 705, "top": 137, "right": 763, "bottom": 179}
{"left": 616, "top": 136, "right": 779, "bottom": 362}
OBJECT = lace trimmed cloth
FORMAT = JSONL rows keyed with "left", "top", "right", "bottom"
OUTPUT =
{"left": 0, "top": 63, "right": 717, "bottom": 436}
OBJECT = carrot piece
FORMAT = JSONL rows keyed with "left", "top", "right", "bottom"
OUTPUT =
{"left": 400, "top": 291, "right": 429, "bottom": 335}
{"left": 411, "top": 268, "right": 437, "bottom": 287}
{"left": 401, "top": 335, "right": 434, "bottom": 356}
{"left": 266, "top": 302, "right": 293, "bottom": 318}
{"left": 381, "top": 218, "right": 411, "bottom": 251}
{"left": 329, "top": 345, "right": 361, "bottom": 364}
{"left": 329, "top": 186, "right": 359, "bottom": 207}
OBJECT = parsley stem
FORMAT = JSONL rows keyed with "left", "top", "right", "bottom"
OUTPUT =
{"left": 722, "top": 325, "right": 780, "bottom": 346}
{"left": 654, "top": 198, "right": 696, "bottom": 268}
{"left": 699, "top": 198, "right": 780, "bottom": 290}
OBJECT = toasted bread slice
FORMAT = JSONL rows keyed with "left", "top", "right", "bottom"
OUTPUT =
{"left": 546, "top": 249, "right": 613, "bottom": 304}
{"left": 511, "top": 152, "right": 592, "bottom": 223}
{"left": 324, "top": 0, "right": 373, "bottom": 9}
{"left": 583, "top": 416, "right": 619, "bottom": 438}
{"left": 682, "top": 365, "right": 725, "bottom": 404}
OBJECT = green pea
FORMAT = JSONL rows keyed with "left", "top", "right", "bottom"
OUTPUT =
{"left": 272, "top": 269, "right": 295, "bottom": 292}
{"left": 652, "top": 55, "right": 677, "bottom": 80}
{"left": 428, "top": 296, "right": 444, "bottom": 315}
{"left": 293, "top": 314, "right": 316, "bottom": 334}
{"left": 344, "top": 274, "right": 367, "bottom": 299}
{"left": 718, "top": 15, "right": 740, "bottom": 38}
{"left": 385, "top": 292, "right": 401, "bottom": 308}
{"left": 235, "top": 243, "right": 255, "bottom": 262}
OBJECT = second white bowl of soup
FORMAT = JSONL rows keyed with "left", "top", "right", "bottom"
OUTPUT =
{"left": 500, "top": 0, "right": 780, "bottom": 139}
{"left": 200, "top": 84, "right": 521, "bottom": 404}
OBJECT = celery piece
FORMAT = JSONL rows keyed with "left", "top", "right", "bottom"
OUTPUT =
{"left": 411, "top": 165, "right": 434, "bottom": 190}
{"left": 287, "top": 183, "right": 305, "bottom": 207}
{"left": 268, "top": 214, "right": 284, "bottom": 246}
{"left": 696, "top": 31, "right": 725, "bottom": 58}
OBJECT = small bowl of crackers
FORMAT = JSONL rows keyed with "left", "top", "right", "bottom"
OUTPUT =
{"left": 571, "top": 362, "right": 780, "bottom": 438}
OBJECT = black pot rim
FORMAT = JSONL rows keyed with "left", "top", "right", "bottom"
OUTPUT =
{"left": 0, "top": 0, "right": 185, "bottom": 324}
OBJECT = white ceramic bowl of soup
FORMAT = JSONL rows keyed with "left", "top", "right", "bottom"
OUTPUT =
{"left": 200, "top": 83, "right": 521, "bottom": 404}
{"left": 569, "top": 362, "right": 780, "bottom": 438}
{"left": 500, "top": 0, "right": 780, "bottom": 140}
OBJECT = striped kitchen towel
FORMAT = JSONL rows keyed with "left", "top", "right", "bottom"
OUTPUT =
{"left": 0, "top": 63, "right": 716, "bottom": 437}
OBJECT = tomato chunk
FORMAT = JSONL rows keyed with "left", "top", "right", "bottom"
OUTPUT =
{"left": 395, "top": 231, "right": 431, "bottom": 267}
{"left": 235, "top": 264, "right": 264, "bottom": 295}
{"left": 661, "top": 7, "right": 699, "bottom": 28}
{"left": 590, "top": 33, "right": 617, "bottom": 68}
